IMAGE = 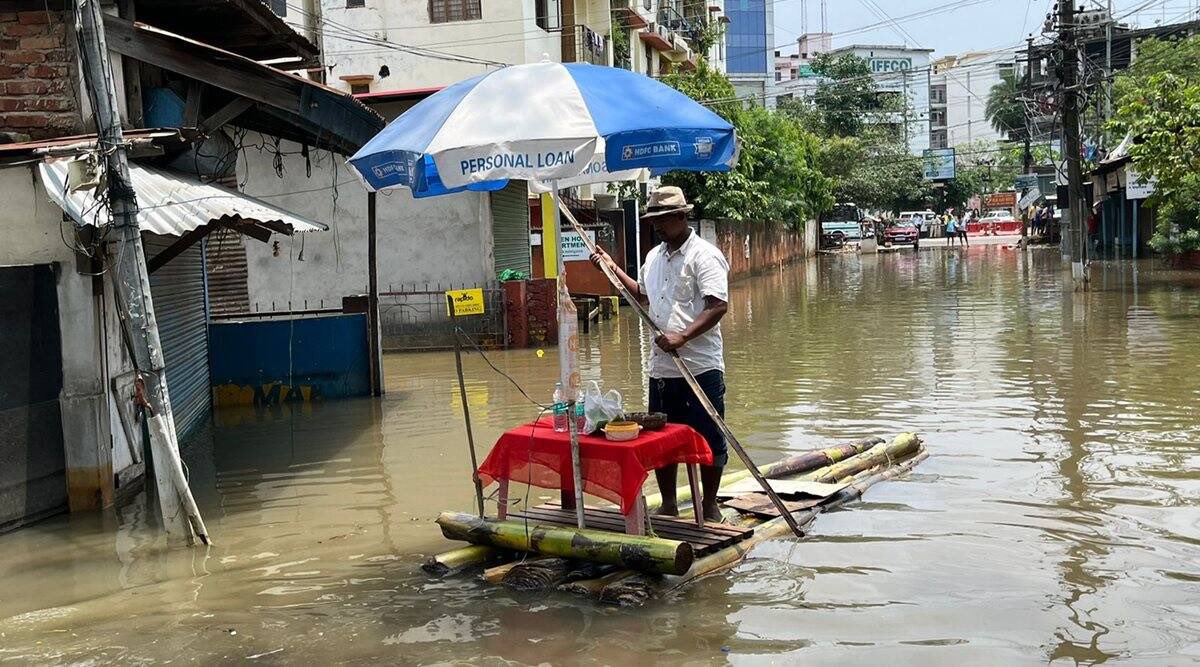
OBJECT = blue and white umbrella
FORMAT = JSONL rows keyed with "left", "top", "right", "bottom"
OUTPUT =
{"left": 348, "top": 61, "right": 736, "bottom": 196}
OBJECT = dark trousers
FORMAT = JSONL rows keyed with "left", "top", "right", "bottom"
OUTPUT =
{"left": 648, "top": 370, "right": 727, "bottom": 467}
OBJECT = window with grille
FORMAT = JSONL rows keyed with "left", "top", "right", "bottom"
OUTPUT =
{"left": 429, "top": 0, "right": 482, "bottom": 23}
{"left": 346, "top": 0, "right": 365, "bottom": 7}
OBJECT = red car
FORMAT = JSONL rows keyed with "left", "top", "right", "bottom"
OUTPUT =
{"left": 882, "top": 221, "right": 920, "bottom": 249}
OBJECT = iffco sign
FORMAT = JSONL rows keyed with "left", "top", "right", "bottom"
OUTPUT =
{"left": 869, "top": 57, "right": 912, "bottom": 73}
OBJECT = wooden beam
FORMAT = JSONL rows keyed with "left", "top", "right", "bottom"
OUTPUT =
{"left": 103, "top": 15, "right": 302, "bottom": 113}
{"left": 199, "top": 97, "right": 253, "bottom": 134}
{"left": 147, "top": 224, "right": 215, "bottom": 273}
{"left": 182, "top": 80, "right": 203, "bottom": 126}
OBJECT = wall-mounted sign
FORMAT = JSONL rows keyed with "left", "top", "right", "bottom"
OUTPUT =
{"left": 1126, "top": 169, "right": 1156, "bottom": 200}
{"left": 923, "top": 148, "right": 956, "bottom": 180}
{"left": 986, "top": 191, "right": 1018, "bottom": 209}
{"left": 1014, "top": 173, "right": 1039, "bottom": 191}
{"left": 446, "top": 288, "right": 485, "bottom": 317}
{"left": 870, "top": 57, "right": 912, "bottom": 73}
{"left": 1018, "top": 188, "right": 1042, "bottom": 210}
{"left": 560, "top": 230, "right": 596, "bottom": 262}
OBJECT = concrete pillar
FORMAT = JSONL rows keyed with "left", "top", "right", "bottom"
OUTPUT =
{"left": 56, "top": 268, "right": 113, "bottom": 511}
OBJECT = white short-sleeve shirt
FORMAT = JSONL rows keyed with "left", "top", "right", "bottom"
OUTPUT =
{"left": 638, "top": 230, "right": 730, "bottom": 378}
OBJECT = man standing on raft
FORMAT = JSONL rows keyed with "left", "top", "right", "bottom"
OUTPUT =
{"left": 591, "top": 186, "right": 730, "bottom": 522}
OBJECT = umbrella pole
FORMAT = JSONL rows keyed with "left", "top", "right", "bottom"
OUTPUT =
{"left": 557, "top": 202, "right": 806, "bottom": 538}
{"left": 551, "top": 184, "right": 586, "bottom": 529}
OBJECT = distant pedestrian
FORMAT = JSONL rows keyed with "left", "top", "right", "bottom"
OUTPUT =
{"left": 958, "top": 209, "right": 971, "bottom": 246}
{"left": 945, "top": 209, "right": 958, "bottom": 246}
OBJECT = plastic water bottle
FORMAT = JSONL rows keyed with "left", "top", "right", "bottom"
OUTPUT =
{"left": 552, "top": 382, "right": 568, "bottom": 432}
{"left": 574, "top": 389, "right": 586, "bottom": 432}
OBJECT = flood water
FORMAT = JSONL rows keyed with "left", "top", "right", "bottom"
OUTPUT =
{"left": 4, "top": 246, "right": 1200, "bottom": 665}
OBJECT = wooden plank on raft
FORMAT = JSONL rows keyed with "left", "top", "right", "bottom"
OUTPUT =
{"left": 720, "top": 493, "right": 826, "bottom": 519}
{"left": 718, "top": 478, "right": 849, "bottom": 499}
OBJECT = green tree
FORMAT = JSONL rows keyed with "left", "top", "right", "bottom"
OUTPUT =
{"left": 1110, "top": 36, "right": 1200, "bottom": 253}
{"left": 658, "top": 63, "right": 832, "bottom": 225}
{"left": 985, "top": 73, "right": 1025, "bottom": 139}
{"left": 806, "top": 53, "right": 902, "bottom": 137}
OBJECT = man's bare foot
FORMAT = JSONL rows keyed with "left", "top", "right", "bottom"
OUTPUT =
{"left": 654, "top": 504, "right": 679, "bottom": 517}
{"left": 702, "top": 504, "right": 724, "bottom": 523}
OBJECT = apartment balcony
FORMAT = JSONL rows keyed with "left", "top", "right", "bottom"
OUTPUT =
{"left": 638, "top": 22, "right": 674, "bottom": 52}
{"left": 566, "top": 23, "right": 609, "bottom": 66}
{"left": 611, "top": 0, "right": 649, "bottom": 29}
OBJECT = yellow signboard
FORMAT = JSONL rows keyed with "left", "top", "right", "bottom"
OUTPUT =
{"left": 446, "top": 288, "right": 485, "bottom": 317}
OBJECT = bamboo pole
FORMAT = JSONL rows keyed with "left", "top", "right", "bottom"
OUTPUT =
{"left": 483, "top": 559, "right": 527, "bottom": 584}
{"left": 795, "top": 433, "right": 920, "bottom": 483}
{"left": 572, "top": 441, "right": 899, "bottom": 597}
{"left": 599, "top": 449, "right": 930, "bottom": 605}
{"left": 422, "top": 545, "right": 503, "bottom": 576}
{"left": 644, "top": 437, "right": 882, "bottom": 510}
{"left": 557, "top": 203, "right": 804, "bottom": 536}
{"left": 435, "top": 512, "right": 695, "bottom": 575}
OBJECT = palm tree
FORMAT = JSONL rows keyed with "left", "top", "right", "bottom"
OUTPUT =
{"left": 985, "top": 73, "right": 1026, "bottom": 139}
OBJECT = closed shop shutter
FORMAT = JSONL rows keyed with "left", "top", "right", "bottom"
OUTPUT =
{"left": 491, "top": 182, "right": 532, "bottom": 277}
{"left": 144, "top": 234, "right": 212, "bottom": 439}
{"left": 204, "top": 229, "right": 250, "bottom": 317}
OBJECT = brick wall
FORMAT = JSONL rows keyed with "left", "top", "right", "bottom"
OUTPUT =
{"left": 0, "top": 10, "right": 81, "bottom": 141}
{"left": 710, "top": 220, "right": 809, "bottom": 282}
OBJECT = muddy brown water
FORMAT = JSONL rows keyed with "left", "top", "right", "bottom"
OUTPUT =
{"left": 3, "top": 247, "right": 1200, "bottom": 665}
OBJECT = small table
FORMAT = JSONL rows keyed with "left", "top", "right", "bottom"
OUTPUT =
{"left": 477, "top": 417, "right": 713, "bottom": 535}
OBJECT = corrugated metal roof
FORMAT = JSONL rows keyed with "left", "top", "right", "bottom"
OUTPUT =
{"left": 38, "top": 160, "right": 327, "bottom": 237}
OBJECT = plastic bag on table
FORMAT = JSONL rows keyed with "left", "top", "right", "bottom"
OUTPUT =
{"left": 582, "top": 380, "right": 623, "bottom": 435}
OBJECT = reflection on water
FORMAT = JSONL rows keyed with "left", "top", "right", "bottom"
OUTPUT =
{"left": 3, "top": 247, "right": 1200, "bottom": 664}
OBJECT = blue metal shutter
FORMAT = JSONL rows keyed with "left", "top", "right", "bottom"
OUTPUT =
{"left": 144, "top": 234, "right": 212, "bottom": 439}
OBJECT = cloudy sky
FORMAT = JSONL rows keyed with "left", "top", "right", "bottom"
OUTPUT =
{"left": 771, "top": 0, "right": 1200, "bottom": 58}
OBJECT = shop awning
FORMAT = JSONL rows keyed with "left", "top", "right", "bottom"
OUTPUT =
{"left": 38, "top": 160, "right": 327, "bottom": 237}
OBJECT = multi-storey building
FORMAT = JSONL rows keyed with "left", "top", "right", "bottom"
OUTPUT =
{"left": 724, "top": 0, "right": 773, "bottom": 105}
{"left": 930, "top": 50, "right": 1019, "bottom": 150}
{"left": 612, "top": 0, "right": 726, "bottom": 78}
{"left": 779, "top": 42, "right": 933, "bottom": 155}
{"left": 316, "top": 0, "right": 613, "bottom": 94}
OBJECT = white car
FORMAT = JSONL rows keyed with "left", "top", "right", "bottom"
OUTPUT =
{"left": 898, "top": 210, "right": 938, "bottom": 236}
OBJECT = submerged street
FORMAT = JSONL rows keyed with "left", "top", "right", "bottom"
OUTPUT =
{"left": 2, "top": 246, "right": 1200, "bottom": 663}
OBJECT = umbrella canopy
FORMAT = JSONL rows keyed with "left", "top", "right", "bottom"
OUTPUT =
{"left": 348, "top": 61, "right": 736, "bottom": 197}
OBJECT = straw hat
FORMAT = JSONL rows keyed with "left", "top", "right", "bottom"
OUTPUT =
{"left": 642, "top": 186, "right": 694, "bottom": 219}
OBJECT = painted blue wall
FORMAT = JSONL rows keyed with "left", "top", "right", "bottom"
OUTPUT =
{"left": 726, "top": 0, "right": 768, "bottom": 75}
{"left": 209, "top": 314, "right": 370, "bottom": 405}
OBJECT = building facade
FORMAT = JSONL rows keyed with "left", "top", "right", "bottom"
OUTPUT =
{"left": 930, "top": 50, "right": 1019, "bottom": 150}
{"left": 613, "top": 0, "right": 725, "bottom": 78}
{"left": 778, "top": 42, "right": 932, "bottom": 155}
{"left": 725, "top": 0, "right": 773, "bottom": 105}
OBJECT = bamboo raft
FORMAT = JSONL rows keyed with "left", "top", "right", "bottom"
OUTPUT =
{"left": 426, "top": 433, "right": 928, "bottom": 605}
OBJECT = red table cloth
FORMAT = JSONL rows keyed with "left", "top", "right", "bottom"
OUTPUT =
{"left": 477, "top": 417, "right": 713, "bottom": 515}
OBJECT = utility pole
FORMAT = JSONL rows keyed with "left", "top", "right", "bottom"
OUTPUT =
{"left": 1104, "top": 0, "right": 1113, "bottom": 130}
{"left": 1059, "top": 0, "right": 1088, "bottom": 288}
{"left": 1022, "top": 36, "right": 1034, "bottom": 242}
{"left": 76, "top": 0, "right": 210, "bottom": 543}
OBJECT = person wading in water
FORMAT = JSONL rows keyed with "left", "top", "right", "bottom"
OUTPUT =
{"left": 591, "top": 186, "right": 730, "bottom": 522}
